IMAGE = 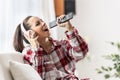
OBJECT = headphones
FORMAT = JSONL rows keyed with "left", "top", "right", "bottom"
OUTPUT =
{"left": 20, "top": 23, "right": 27, "bottom": 35}
{"left": 20, "top": 23, "right": 36, "bottom": 39}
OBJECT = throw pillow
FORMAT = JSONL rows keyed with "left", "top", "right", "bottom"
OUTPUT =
{"left": 9, "top": 60, "right": 42, "bottom": 80}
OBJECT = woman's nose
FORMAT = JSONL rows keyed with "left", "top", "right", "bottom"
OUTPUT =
{"left": 41, "top": 22, "right": 45, "bottom": 26}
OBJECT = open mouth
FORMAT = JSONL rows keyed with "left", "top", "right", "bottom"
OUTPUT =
{"left": 42, "top": 24, "right": 49, "bottom": 32}
{"left": 44, "top": 28, "right": 49, "bottom": 31}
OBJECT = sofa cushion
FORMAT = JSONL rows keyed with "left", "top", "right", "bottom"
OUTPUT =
{"left": 0, "top": 53, "right": 24, "bottom": 80}
{"left": 9, "top": 60, "right": 42, "bottom": 80}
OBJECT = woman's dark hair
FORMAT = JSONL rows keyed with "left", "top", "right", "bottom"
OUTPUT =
{"left": 13, "top": 16, "right": 32, "bottom": 52}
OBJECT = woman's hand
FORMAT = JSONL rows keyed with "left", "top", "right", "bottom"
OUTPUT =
{"left": 56, "top": 15, "right": 74, "bottom": 32}
{"left": 24, "top": 30, "right": 39, "bottom": 49}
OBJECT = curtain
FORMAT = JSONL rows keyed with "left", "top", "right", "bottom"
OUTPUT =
{"left": 0, "top": 0, "right": 56, "bottom": 53}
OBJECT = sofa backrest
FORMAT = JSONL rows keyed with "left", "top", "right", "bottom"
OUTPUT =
{"left": 0, "top": 53, "right": 24, "bottom": 80}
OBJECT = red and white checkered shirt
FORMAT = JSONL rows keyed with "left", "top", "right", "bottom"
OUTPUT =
{"left": 22, "top": 28, "right": 88, "bottom": 80}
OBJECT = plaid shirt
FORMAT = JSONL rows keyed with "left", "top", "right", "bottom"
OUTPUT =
{"left": 22, "top": 28, "right": 88, "bottom": 80}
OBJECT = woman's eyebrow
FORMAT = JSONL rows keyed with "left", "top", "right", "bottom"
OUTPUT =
{"left": 36, "top": 21, "right": 40, "bottom": 25}
{"left": 39, "top": 19, "right": 43, "bottom": 22}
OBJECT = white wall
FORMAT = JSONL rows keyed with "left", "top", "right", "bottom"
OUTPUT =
{"left": 0, "top": 0, "right": 55, "bottom": 53}
{"left": 57, "top": 0, "right": 120, "bottom": 79}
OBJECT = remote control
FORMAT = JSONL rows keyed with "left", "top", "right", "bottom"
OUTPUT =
{"left": 49, "top": 12, "right": 73, "bottom": 28}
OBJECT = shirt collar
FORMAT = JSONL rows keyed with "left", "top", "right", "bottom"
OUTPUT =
{"left": 49, "top": 37, "right": 60, "bottom": 47}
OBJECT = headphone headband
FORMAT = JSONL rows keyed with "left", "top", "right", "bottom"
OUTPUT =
{"left": 20, "top": 23, "right": 27, "bottom": 34}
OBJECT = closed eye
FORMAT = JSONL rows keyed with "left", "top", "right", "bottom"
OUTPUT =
{"left": 35, "top": 21, "right": 40, "bottom": 26}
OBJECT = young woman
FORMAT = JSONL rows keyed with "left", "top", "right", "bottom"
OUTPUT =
{"left": 13, "top": 15, "right": 88, "bottom": 80}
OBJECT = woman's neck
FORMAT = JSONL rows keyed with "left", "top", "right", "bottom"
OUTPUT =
{"left": 38, "top": 37, "right": 52, "bottom": 53}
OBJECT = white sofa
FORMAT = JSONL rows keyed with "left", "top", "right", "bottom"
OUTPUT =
{"left": 0, "top": 52, "right": 42, "bottom": 80}
{"left": 0, "top": 53, "right": 24, "bottom": 80}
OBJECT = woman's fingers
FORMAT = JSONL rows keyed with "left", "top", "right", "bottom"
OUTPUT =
{"left": 24, "top": 30, "right": 36, "bottom": 40}
{"left": 24, "top": 30, "right": 39, "bottom": 48}
{"left": 34, "top": 36, "right": 39, "bottom": 40}
{"left": 57, "top": 15, "right": 65, "bottom": 23}
{"left": 56, "top": 14, "right": 70, "bottom": 28}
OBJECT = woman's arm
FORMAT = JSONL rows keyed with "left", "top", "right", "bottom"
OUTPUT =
{"left": 56, "top": 15, "right": 88, "bottom": 62}
{"left": 22, "top": 46, "right": 45, "bottom": 79}
{"left": 65, "top": 27, "right": 88, "bottom": 62}
{"left": 22, "top": 46, "right": 36, "bottom": 65}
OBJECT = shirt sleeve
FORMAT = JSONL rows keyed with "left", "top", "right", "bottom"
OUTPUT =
{"left": 65, "top": 27, "right": 88, "bottom": 62}
{"left": 22, "top": 46, "right": 45, "bottom": 79}
{"left": 22, "top": 46, "right": 36, "bottom": 66}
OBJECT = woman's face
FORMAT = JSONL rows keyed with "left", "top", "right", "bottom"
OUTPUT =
{"left": 27, "top": 17, "right": 50, "bottom": 38}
